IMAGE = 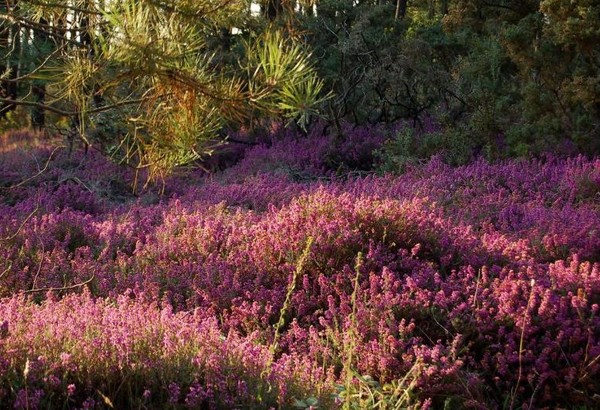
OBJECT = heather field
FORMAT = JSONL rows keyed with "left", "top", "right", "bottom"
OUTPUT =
{"left": 1, "top": 127, "right": 600, "bottom": 409}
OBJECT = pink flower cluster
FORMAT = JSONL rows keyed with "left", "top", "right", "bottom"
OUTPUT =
{"left": 0, "top": 128, "right": 599, "bottom": 408}
{"left": 0, "top": 290, "right": 327, "bottom": 408}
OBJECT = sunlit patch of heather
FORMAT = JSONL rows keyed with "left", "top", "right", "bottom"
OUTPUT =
{"left": 0, "top": 291, "right": 335, "bottom": 408}
{"left": 177, "top": 173, "right": 313, "bottom": 212}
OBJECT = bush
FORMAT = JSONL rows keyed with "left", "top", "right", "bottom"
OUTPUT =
{"left": 375, "top": 127, "right": 473, "bottom": 174}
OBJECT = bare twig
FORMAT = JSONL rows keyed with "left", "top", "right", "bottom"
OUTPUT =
{"left": 0, "top": 206, "right": 39, "bottom": 242}
{"left": 0, "top": 261, "right": 12, "bottom": 280}
{"left": 3, "top": 146, "right": 64, "bottom": 190}
{"left": 23, "top": 0, "right": 104, "bottom": 15}
{"left": 0, "top": 97, "right": 148, "bottom": 117}
{"left": 31, "top": 236, "right": 45, "bottom": 291}
{"left": 58, "top": 176, "right": 94, "bottom": 193}
{"left": 23, "top": 274, "right": 95, "bottom": 294}
{"left": 1, "top": 44, "right": 67, "bottom": 83}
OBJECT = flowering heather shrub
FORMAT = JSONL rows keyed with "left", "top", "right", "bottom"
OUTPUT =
{"left": 0, "top": 129, "right": 599, "bottom": 408}
{"left": 0, "top": 291, "right": 333, "bottom": 408}
{"left": 218, "top": 120, "right": 390, "bottom": 181}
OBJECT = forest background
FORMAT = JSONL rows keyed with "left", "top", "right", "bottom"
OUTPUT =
{"left": 1, "top": 0, "right": 599, "bottom": 179}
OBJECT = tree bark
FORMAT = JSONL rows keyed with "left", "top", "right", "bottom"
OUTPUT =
{"left": 263, "top": 0, "right": 284, "bottom": 21}
{"left": 31, "top": 85, "right": 45, "bottom": 129}
{"left": 395, "top": 0, "right": 408, "bottom": 20}
{"left": 428, "top": 0, "right": 435, "bottom": 19}
{"left": 441, "top": 0, "right": 448, "bottom": 15}
{"left": 0, "top": 3, "right": 20, "bottom": 117}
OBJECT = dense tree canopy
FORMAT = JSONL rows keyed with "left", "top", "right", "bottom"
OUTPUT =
{"left": 1, "top": 0, "right": 599, "bottom": 178}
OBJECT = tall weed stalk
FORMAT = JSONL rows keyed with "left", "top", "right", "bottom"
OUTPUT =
{"left": 264, "top": 236, "right": 314, "bottom": 377}
{"left": 337, "top": 252, "right": 422, "bottom": 409}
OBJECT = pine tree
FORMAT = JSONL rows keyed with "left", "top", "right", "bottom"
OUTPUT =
{"left": 0, "top": 0, "right": 328, "bottom": 182}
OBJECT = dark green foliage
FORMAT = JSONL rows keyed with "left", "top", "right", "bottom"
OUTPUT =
{"left": 375, "top": 127, "right": 473, "bottom": 173}
{"left": 442, "top": 0, "right": 600, "bottom": 157}
{"left": 295, "top": 0, "right": 600, "bottom": 162}
{"left": 300, "top": 2, "right": 454, "bottom": 125}
{"left": 3, "top": 0, "right": 600, "bottom": 179}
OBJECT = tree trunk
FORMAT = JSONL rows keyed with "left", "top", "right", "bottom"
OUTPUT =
{"left": 0, "top": 18, "right": 11, "bottom": 118}
{"left": 29, "top": 18, "right": 50, "bottom": 129}
{"left": 428, "top": 0, "right": 435, "bottom": 19}
{"left": 263, "top": 0, "right": 283, "bottom": 21}
{"left": 395, "top": 0, "right": 408, "bottom": 20}
{"left": 31, "top": 85, "right": 46, "bottom": 129}
{"left": 0, "top": 3, "right": 20, "bottom": 118}
{"left": 441, "top": 0, "right": 448, "bottom": 15}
